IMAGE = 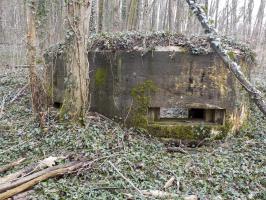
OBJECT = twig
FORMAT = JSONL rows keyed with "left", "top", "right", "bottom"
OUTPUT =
{"left": 141, "top": 190, "right": 179, "bottom": 198}
{"left": 163, "top": 176, "right": 176, "bottom": 189}
{"left": 108, "top": 161, "right": 144, "bottom": 198}
{"left": 166, "top": 146, "right": 188, "bottom": 154}
{"left": 0, "top": 95, "right": 7, "bottom": 119}
{"left": 124, "top": 99, "right": 133, "bottom": 125}
{"left": 10, "top": 84, "right": 29, "bottom": 104}
{"left": 126, "top": 190, "right": 197, "bottom": 199}
{"left": 0, "top": 158, "right": 26, "bottom": 174}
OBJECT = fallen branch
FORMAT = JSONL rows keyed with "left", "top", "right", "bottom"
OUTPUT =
{"left": 0, "top": 154, "right": 119, "bottom": 196}
{"left": 0, "top": 161, "right": 79, "bottom": 193}
{"left": 0, "top": 95, "right": 7, "bottom": 119}
{"left": 0, "top": 162, "right": 83, "bottom": 200}
{"left": 10, "top": 84, "right": 29, "bottom": 104}
{"left": 125, "top": 190, "right": 198, "bottom": 199}
{"left": 185, "top": 0, "right": 266, "bottom": 116}
{"left": 142, "top": 190, "right": 179, "bottom": 198}
{"left": 0, "top": 158, "right": 26, "bottom": 174}
{"left": 0, "top": 156, "right": 65, "bottom": 184}
{"left": 108, "top": 161, "right": 144, "bottom": 197}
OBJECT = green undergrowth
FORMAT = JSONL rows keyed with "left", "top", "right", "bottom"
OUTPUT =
{"left": 0, "top": 66, "right": 265, "bottom": 199}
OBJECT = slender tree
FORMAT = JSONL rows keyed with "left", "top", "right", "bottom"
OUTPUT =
{"left": 98, "top": 0, "right": 104, "bottom": 32}
{"left": 61, "top": 0, "right": 91, "bottom": 122}
{"left": 252, "top": 0, "right": 266, "bottom": 46}
{"left": 26, "top": 0, "right": 46, "bottom": 125}
{"left": 127, "top": 0, "right": 139, "bottom": 30}
{"left": 89, "top": 0, "right": 97, "bottom": 33}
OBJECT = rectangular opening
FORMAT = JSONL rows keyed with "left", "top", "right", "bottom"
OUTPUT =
{"left": 148, "top": 107, "right": 225, "bottom": 125}
{"left": 188, "top": 108, "right": 205, "bottom": 120}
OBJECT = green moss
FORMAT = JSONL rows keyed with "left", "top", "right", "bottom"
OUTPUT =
{"left": 227, "top": 51, "right": 236, "bottom": 60}
{"left": 214, "top": 121, "right": 232, "bottom": 140}
{"left": 130, "top": 80, "right": 157, "bottom": 128}
{"left": 148, "top": 123, "right": 210, "bottom": 140}
{"left": 95, "top": 68, "right": 107, "bottom": 87}
{"left": 148, "top": 122, "right": 232, "bottom": 141}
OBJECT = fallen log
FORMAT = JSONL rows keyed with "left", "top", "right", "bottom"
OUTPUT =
{"left": 0, "top": 161, "right": 80, "bottom": 193}
{"left": 0, "top": 158, "right": 26, "bottom": 174}
{"left": 0, "top": 162, "right": 83, "bottom": 200}
{"left": 0, "top": 156, "right": 65, "bottom": 184}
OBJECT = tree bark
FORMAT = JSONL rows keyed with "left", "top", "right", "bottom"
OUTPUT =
{"left": 185, "top": 0, "right": 266, "bottom": 116}
{"left": 61, "top": 0, "right": 91, "bottom": 122}
{"left": 89, "top": 0, "right": 97, "bottom": 33}
{"left": 127, "top": 0, "right": 139, "bottom": 30}
{"left": 26, "top": 0, "right": 46, "bottom": 123}
{"left": 151, "top": 0, "right": 158, "bottom": 31}
{"left": 98, "top": 0, "right": 104, "bottom": 32}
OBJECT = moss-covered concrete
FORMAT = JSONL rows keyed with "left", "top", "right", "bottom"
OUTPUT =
{"left": 130, "top": 80, "right": 157, "bottom": 128}
{"left": 147, "top": 121, "right": 231, "bottom": 141}
{"left": 95, "top": 68, "right": 107, "bottom": 87}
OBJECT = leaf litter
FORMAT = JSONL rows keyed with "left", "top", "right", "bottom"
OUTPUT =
{"left": 0, "top": 65, "right": 265, "bottom": 199}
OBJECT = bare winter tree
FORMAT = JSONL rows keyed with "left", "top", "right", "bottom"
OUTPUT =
{"left": 26, "top": 0, "right": 46, "bottom": 124}
{"left": 185, "top": 0, "right": 266, "bottom": 116}
{"left": 252, "top": 0, "right": 266, "bottom": 46}
{"left": 61, "top": 0, "right": 91, "bottom": 122}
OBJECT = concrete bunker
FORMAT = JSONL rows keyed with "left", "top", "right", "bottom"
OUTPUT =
{"left": 45, "top": 32, "right": 254, "bottom": 140}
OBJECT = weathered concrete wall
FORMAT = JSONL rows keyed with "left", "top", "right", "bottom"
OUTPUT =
{"left": 47, "top": 47, "right": 251, "bottom": 140}
{"left": 89, "top": 50, "right": 236, "bottom": 113}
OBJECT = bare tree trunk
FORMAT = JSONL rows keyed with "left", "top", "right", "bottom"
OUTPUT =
{"left": 168, "top": 0, "right": 173, "bottom": 32}
{"left": 98, "top": 0, "right": 104, "bottom": 32}
{"left": 247, "top": 0, "right": 254, "bottom": 38}
{"left": 142, "top": 0, "right": 149, "bottom": 31}
{"left": 162, "top": 0, "right": 168, "bottom": 30}
{"left": 0, "top": 1, "right": 5, "bottom": 43}
{"left": 89, "top": 0, "right": 97, "bottom": 34}
{"left": 151, "top": 0, "right": 158, "bottom": 31}
{"left": 231, "top": 0, "right": 238, "bottom": 37}
{"left": 243, "top": 0, "right": 247, "bottom": 41}
{"left": 61, "top": 0, "right": 91, "bottom": 122}
{"left": 225, "top": 0, "right": 229, "bottom": 35}
{"left": 214, "top": 0, "right": 220, "bottom": 28}
{"left": 127, "top": 0, "right": 139, "bottom": 30}
{"left": 252, "top": 0, "right": 266, "bottom": 46}
{"left": 26, "top": 0, "right": 46, "bottom": 123}
{"left": 113, "top": 0, "right": 121, "bottom": 32}
{"left": 185, "top": 0, "right": 266, "bottom": 116}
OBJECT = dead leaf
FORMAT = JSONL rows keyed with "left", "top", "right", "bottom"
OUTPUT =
{"left": 164, "top": 176, "right": 175, "bottom": 189}
{"left": 39, "top": 156, "right": 66, "bottom": 168}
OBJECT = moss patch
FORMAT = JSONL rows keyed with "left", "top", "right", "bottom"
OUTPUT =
{"left": 130, "top": 80, "right": 157, "bottom": 128}
{"left": 95, "top": 68, "right": 107, "bottom": 87}
{"left": 147, "top": 122, "right": 231, "bottom": 141}
{"left": 227, "top": 51, "right": 236, "bottom": 60}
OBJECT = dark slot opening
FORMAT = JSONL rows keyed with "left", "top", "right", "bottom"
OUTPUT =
{"left": 148, "top": 107, "right": 225, "bottom": 125}
{"left": 188, "top": 108, "right": 205, "bottom": 119}
{"left": 53, "top": 102, "right": 62, "bottom": 109}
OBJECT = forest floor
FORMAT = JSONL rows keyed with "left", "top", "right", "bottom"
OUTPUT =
{"left": 0, "top": 66, "right": 265, "bottom": 200}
